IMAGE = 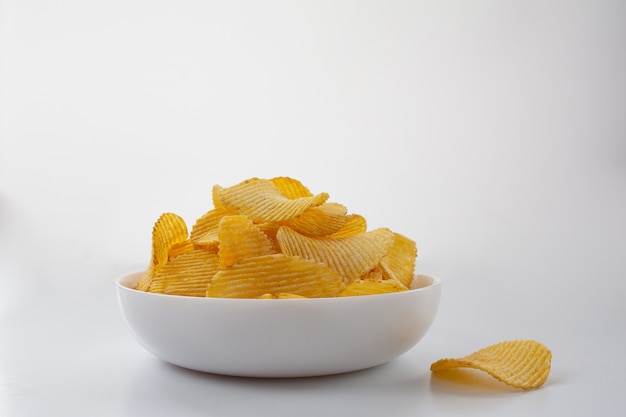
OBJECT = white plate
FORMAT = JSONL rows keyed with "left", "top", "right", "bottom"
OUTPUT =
{"left": 116, "top": 272, "right": 441, "bottom": 378}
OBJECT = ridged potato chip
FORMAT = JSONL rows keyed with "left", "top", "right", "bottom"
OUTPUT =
{"left": 254, "top": 221, "right": 282, "bottom": 252}
{"left": 135, "top": 212, "right": 188, "bottom": 291}
{"left": 340, "top": 278, "right": 408, "bottom": 297}
{"left": 276, "top": 226, "right": 395, "bottom": 282}
{"left": 168, "top": 239, "right": 195, "bottom": 260}
{"left": 379, "top": 233, "right": 417, "bottom": 288}
{"left": 430, "top": 340, "right": 552, "bottom": 390}
{"left": 150, "top": 249, "right": 219, "bottom": 297}
{"left": 190, "top": 207, "right": 236, "bottom": 247}
{"left": 214, "top": 178, "right": 329, "bottom": 223}
{"left": 207, "top": 254, "right": 344, "bottom": 298}
{"left": 270, "top": 176, "right": 313, "bottom": 199}
{"left": 217, "top": 215, "right": 274, "bottom": 267}
{"left": 193, "top": 229, "right": 220, "bottom": 249}
{"left": 284, "top": 203, "right": 348, "bottom": 237}
{"left": 328, "top": 214, "right": 367, "bottom": 238}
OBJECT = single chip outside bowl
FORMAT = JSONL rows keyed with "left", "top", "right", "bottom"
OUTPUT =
{"left": 115, "top": 272, "right": 441, "bottom": 378}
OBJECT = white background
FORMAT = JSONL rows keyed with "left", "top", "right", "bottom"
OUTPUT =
{"left": 1, "top": 1, "right": 625, "bottom": 416}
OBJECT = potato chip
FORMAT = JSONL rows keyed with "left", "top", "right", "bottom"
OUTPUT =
{"left": 135, "top": 264, "right": 156, "bottom": 293}
{"left": 150, "top": 249, "right": 219, "bottom": 297}
{"left": 135, "top": 212, "right": 188, "bottom": 291}
{"left": 276, "top": 226, "right": 395, "bottom": 282}
{"left": 430, "top": 340, "right": 552, "bottom": 390}
{"left": 193, "top": 229, "right": 220, "bottom": 249}
{"left": 190, "top": 207, "right": 236, "bottom": 246}
{"left": 168, "top": 239, "right": 195, "bottom": 260}
{"left": 284, "top": 203, "right": 348, "bottom": 237}
{"left": 340, "top": 278, "right": 408, "bottom": 296}
{"left": 214, "top": 178, "right": 329, "bottom": 223}
{"left": 379, "top": 233, "right": 417, "bottom": 288}
{"left": 151, "top": 213, "right": 189, "bottom": 266}
{"left": 254, "top": 221, "right": 282, "bottom": 251}
{"left": 207, "top": 254, "right": 344, "bottom": 298}
{"left": 217, "top": 215, "right": 275, "bottom": 267}
{"left": 270, "top": 176, "right": 313, "bottom": 199}
{"left": 328, "top": 214, "right": 367, "bottom": 238}
{"left": 211, "top": 184, "right": 226, "bottom": 210}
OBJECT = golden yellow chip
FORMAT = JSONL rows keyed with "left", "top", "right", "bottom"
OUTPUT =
{"left": 253, "top": 221, "right": 282, "bottom": 252}
{"left": 270, "top": 176, "right": 313, "bottom": 199}
{"left": 194, "top": 230, "right": 220, "bottom": 249}
{"left": 190, "top": 207, "right": 236, "bottom": 246}
{"left": 210, "top": 183, "right": 230, "bottom": 210}
{"left": 207, "top": 254, "right": 344, "bottom": 298}
{"left": 340, "top": 277, "right": 408, "bottom": 296}
{"left": 328, "top": 214, "right": 367, "bottom": 238}
{"left": 379, "top": 232, "right": 417, "bottom": 288}
{"left": 150, "top": 213, "right": 189, "bottom": 267}
{"left": 135, "top": 212, "right": 188, "bottom": 291}
{"left": 214, "top": 178, "right": 329, "bottom": 223}
{"left": 135, "top": 264, "right": 156, "bottom": 293}
{"left": 150, "top": 249, "right": 219, "bottom": 297}
{"left": 276, "top": 226, "right": 395, "bottom": 282}
{"left": 430, "top": 340, "right": 552, "bottom": 390}
{"left": 285, "top": 203, "right": 348, "bottom": 237}
{"left": 217, "top": 215, "right": 274, "bottom": 267}
{"left": 168, "top": 239, "right": 195, "bottom": 260}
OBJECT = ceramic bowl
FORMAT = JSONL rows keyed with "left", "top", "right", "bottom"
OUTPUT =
{"left": 116, "top": 272, "right": 441, "bottom": 377}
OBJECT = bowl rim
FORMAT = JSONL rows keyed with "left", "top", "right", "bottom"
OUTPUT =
{"left": 115, "top": 271, "right": 441, "bottom": 302}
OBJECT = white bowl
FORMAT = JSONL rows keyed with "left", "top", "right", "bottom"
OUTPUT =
{"left": 115, "top": 272, "right": 441, "bottom": 378}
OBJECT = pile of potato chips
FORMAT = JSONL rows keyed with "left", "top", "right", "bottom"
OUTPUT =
{"left": 135, "top": 177, "right": 417, "bottom": 299}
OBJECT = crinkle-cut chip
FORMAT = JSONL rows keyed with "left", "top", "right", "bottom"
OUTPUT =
{"left": 135, "top": 264, "right": 156, "bottom": 292}
{"left": 430, "top": 340, "right": 552, "bottom": 391}
{"left": 190, "top": 207, "right": 237, "bottom": 244}
{"left": 285, "top": 203, "right": 348, "bottom": 237}
{"left": 207, "top": 254, "right": 344, "bottom": 298}
{"left": 214, "top": 178, "right": 329, "bottom": 223}
{"left": 211, "top": 184, "right": 226, "bottom": 210}
{"left": 379, "top": 233, "right": 417, "bottom": 288}
{"left": 194, "top": 230, "right": 220, "bottom": 249}
{"left": 340, "top": 278, "right": 408, "bottom": 296}
{"left": 218, "top": 215, "right": 274, "bottom": 267}
{"left": 135, "top": 212, "right": 188, "bottom": 291}
{"left": 328, "top": 214, "right": 367, "bottom": 238}
{"left": 150, "top": 213, "right": 188, "bottom": 267}
{"left": 270, "top": 176, "right": 313, "bottom": 199}
{"left": 276, "top": 226, "right": 395, "bottom": 282}
{"left": 168, "top": 239, "right": 195, "bottom": 260}
{"left": 254, "top": 222, "right": 282, "bottom": 252}
{"left": 149, "top": 250, "right": 219, "bottom": 297}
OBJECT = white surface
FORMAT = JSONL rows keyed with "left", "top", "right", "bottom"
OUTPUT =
{"left": 1, "top": 0, "right": 625, "bottom": 416}
{"left": 116, "top": 273, "right": 440, "bottom": 377}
